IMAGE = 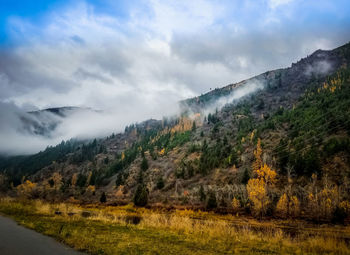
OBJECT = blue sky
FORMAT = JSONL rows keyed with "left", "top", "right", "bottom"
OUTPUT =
{"left": 1, "top": 0, "right": 349, "bottom": 44}
{"left": 0, "top": 0, "right": 350, "bottom": 153}
{"left": 0, "top": 0, "right": 63, "bottom": 42}
{"left": 0, "top": 0, "right": 128, "bottom": 43}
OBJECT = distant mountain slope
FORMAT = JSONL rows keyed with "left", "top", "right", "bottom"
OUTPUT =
{"left": 22, "top": 106, "right": 96, "bottom": 137}
{"left": 181, "top": 42, "right": 350, "bottom": 114}
{"left": 28, "top": 106, "right": 88, "bottom": 117}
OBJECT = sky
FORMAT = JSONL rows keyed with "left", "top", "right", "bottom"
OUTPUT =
{"left": 0, "top": 0, "right": 350, "bottom": 155}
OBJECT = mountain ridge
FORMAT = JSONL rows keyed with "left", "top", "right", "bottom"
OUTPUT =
{"left": 181, "top": 42, "right": 350, "bottom": 113}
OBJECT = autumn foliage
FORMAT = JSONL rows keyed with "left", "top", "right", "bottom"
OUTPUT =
{"left": 17, "top": 180, "right": 37, "bottom": 198}
{"left": 247, "top": 140, "right": 277, "bottom": 217}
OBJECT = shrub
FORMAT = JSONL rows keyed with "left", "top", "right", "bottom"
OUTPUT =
{"left": 76, "top": 173, "right": 87, "bottom": 188}
{"left": 332, "top": 206, "right": 347, "bottom": 225}
{"left": 206, "top": 191, "right": 217, "bottom": 209}
{"left": 48, "top": 179, "right": 54, "bottom": 187}
{"left": 156, "top": 177, "right": 164, "bottom": 190}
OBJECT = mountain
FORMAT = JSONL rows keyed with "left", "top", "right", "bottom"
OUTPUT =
{"left": 181, "top": 42, "right": 349, "bottom": 113}
{"left": 21, "top": 106, "right": 96, "bottom": 137}
{"left": 1, "top": 42, "right": 350, "bottom": 219}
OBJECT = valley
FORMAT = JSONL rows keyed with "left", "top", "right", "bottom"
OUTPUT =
{"left": 1, "top": 42, "right": 350, "bottom": 254}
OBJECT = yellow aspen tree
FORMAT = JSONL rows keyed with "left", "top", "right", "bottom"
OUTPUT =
{"left": 319, "top": 185, "right": 339, "bottom": 219}
{"left": 247, "top": 178, "right": 269, "bottom": 217}
{"left": 86, "top": 171, "right": 93, "bottom": 186}
{"left": 232, "top": 197, "right": 240, "bottom": 212}
{"left": 252, "top": 138, "right": 262, "bottom": 173}
{"left": 285, "top": 165, "right": 293, "bottom": 216}
{"left": 52, "top": 172, "right": 62, "bottom": 191}
{"left": 114, "top": 185, "right": 124, "bottom": 200}
{"left": 339, "top": 201, "right": 350, "bottom": 215}
{"left": 86, "top": 185, "right": 95, "bottom": 195}
{"left": 250, "top": 130, "right": 255, "bottom": 142}
{"left": 276, "top": 194, "right": 300, "bottom": 218}
{"left": 71, "top": 173, "right": 78, "bottom": 187}
{"left": 308, "top": 192, "right": 318, "bottom": 218}
{"left": 159, "top": 148, "right": 165, "bottom": 156}
{"left": 307, "top": 173, "right": 319, "bottom": 218}
{"left": 276, "top": 193, "right": 288, "bottom": 218}
{"left": 247, "top": 139, "right": 277, "bottom": 218}
{"left": 43, "top": 180, "right": 51, "bottom": 194}
{"left": 256, "top": 164, "right": 277, "bottom": 185}
{"left": 276, "top": 165, "right": 299, "bottom": 218}
{"left": 17, "top": 180, "right": 37, "bottom": 198}
{"left": 289, "top": 196, "right": 300, "bottom": 217}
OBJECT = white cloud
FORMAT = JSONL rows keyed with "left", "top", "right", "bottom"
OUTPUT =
{"left": 268, "top": 0, "right": 295, "bottom": 9}
{"left": 0, "top": 0, "right": 349, "bottom": 154}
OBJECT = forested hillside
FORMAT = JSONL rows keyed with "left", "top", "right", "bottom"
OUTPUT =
{"left": 1, "top": 42, "right": 350, "bottom": 222}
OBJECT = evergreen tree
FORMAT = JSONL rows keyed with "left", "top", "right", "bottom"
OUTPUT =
{"left": 156, "top": 177, "right": 164, "bottom": 189}
{"left": 137, "top": 170, "right": 143, "bottom": 184}
{"left": 141, "top": 157, "right": 149, "bottom": 171}
{"left": 100, "top": 192, "right": 107, "bottom": 203}
{"left": 133, "top": 184, "right": 148, "bottom": 206}
{"left": 192, "top": 121, "right": 196, "bottom": 131}
{"left": 199, "top": 185, "right": 206, "bottom": 202}
{"left": 115, "top": 173, "right": 124, "bottom": 187}
{"left": 206, "top": 190, "right": 217, "bottom": 209}
{"left": 48, "top": 179, "right": 55, "bottom": 188}
{"left": 241, "top": 168, "right": 250, "bottom": 184}
{"left": 76, "top": 173, "right": 87, "bottom": 187}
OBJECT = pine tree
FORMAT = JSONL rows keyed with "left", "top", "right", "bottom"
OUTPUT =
{"left": 206, "top": 190, "right": 217, "bottom": 209}
{"left": 241, "top": 168, "right": 250, "bottom": 184}
{"left": 100, "top": 192, "right": 107, "bottom": 203}
{"left": 156, "top": 177, "right": 164, "bottom": 189}
{"left": 199, "top": 185, "right": 206, "bottom": 202}
{"left": 141, "top": 157, "right": 149, "bottom": 171}
{"left": 115, "top": 173, "right": 124, "bottom": 187}
{"left": 192, "top": 121, "right": 196, "bottom": 131}
{"left": 133, "top": 184, "right": 148, "bottom": 207}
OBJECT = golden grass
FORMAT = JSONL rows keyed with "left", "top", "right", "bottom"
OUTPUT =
{"left": 0, "top": 197, "right": 349, "bottom": 255}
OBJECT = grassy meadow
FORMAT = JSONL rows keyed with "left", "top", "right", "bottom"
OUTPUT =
{"left": 0, "top": 197, "right": 350, "bottom": 254}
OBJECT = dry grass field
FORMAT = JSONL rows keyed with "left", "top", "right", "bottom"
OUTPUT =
{"left": 0, "top": 197, "right": 349, "bottom": 254}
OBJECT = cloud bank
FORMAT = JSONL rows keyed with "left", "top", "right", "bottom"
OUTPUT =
{"left": 0, "top": 0, "right": 350, "bottom": 155}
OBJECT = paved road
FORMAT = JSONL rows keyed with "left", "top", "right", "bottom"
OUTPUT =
{"left": 0, "top": 215, "right": 85, "bottom": 255}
